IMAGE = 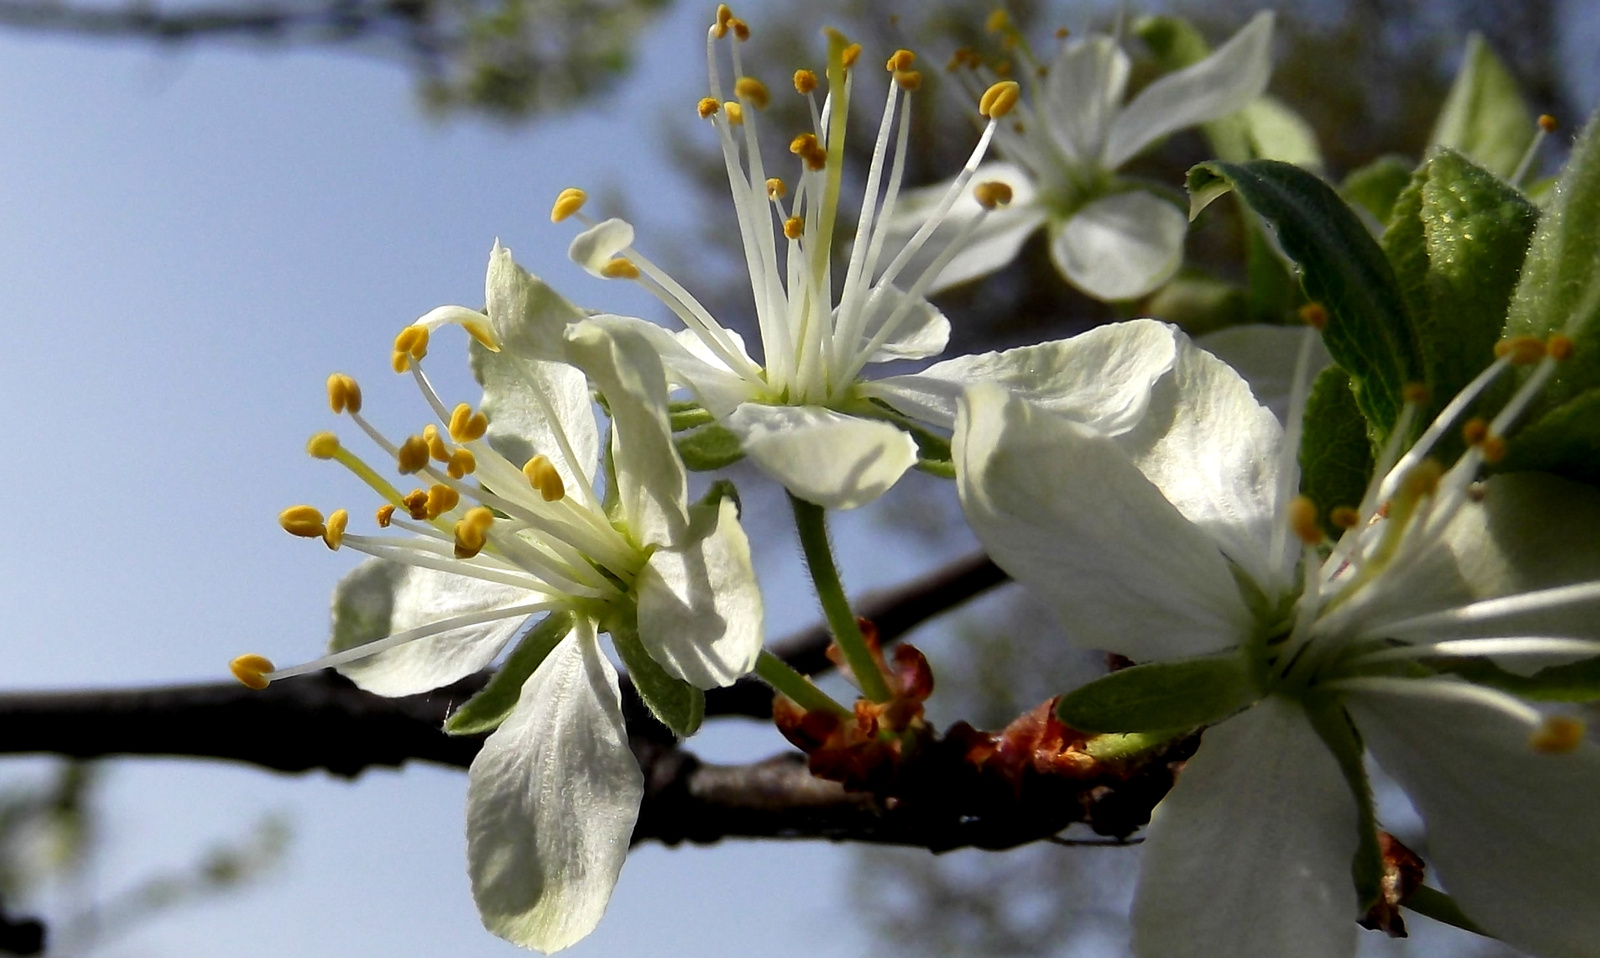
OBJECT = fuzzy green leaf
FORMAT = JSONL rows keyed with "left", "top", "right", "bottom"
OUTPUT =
{"left": 1299, "top": 366, "right": 1374, "bottom": 533}
{"left": 675, "top": 423, "right": 745, "bottom": 471}
{"left": 669, "top": 400, "right": 714, "bottom": 432}
{"left": 1056, "top": 653, "right": 1259, "bottom": 734}
{"left": 445, "top": 612, "right": 574, "bottom": 735}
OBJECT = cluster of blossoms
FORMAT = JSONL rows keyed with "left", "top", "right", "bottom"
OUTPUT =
{"left": 233, "top": 5, "right": 1600, "bottom": 958}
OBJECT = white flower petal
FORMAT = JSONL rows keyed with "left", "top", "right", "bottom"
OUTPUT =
{"left": 466, "top": 620, "right": 643, "bottom": 953}
{"left": 863, "top": 317, "right": 1180, "bottom": 432}
{"left": 330, "top": 559, "right": 535, "bottom": 697}
{"left": 581, "top": 315, "right": 755, "bottom": 418}
{"left": 1197, "top": 324, "right": 1331, "bottom": 425}
{"left": 955, "top": 382, "right": 1254, "bottom": 661}
{"left": 486, "top": 242, "right": 588, "bottom": 360}
{"left": 1049, "top": 192, "right": 1188, "bottom": 301}
{"left": 1104, "top": 12, "right": 1276, "bottom": 169}
{"left": 568, "top": 218, "right": 635, "bottom": 277}
{"left": 1346, "top": 678, "right": 1600, "bottom": 958}
{"left": 723, "top": 403, "right": 918, "bottom": 511}
{"left": 1044, "top": 35, "right": 1132, "bottom": 167}
{"left": 1131, "top": 697, "right": 1359, "bottom": 958}
{"left": 636, "top": 497, "right": 764, "bottom": 689}
{"left": 472, "top": 348, "right": 600, "bottom": 499}
{"left": 563, "top": 319, "right": 689, "bottom": 546}
{"left": 841, "top": 283, "right": 950, "bottom": 363}
{"left": 875, "top": 163, "right": 1045, "bottom": 293}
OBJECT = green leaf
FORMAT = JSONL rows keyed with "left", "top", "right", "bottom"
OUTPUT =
{"left": 1245, "top": 218, "right": 1299, "bottom": 324}
{"left": 669, "top": 400, "right": 714, "bottom": 432}
{"left": 610, "top": 618, "right": 704, "bottom": 737}
{"left": 445, "top": 612, "right": 574, "bottom": 735}
{"left": 1434, "top": 653, "right": 1600, "bottom": 703}
{"left": 1427, "top": 33, "right": 1536, "bottom": 180}
{"left": 1299, "top": 366, "right": 1374, "bottom": 532}
{"left": 1340, "top": 155, "right": 1415, "bottom": 227}
{"left": 1189, "top": 160, "right": 1423, "bottom": 443}
{"left": 675, "top": 423, "right": 745, "bottom": 471}
{"left": 1055, "top": 653, "right": 1260, "bottom": 734}
{"left": 1303, "top": 697, "right": 1385, "bottom": 914}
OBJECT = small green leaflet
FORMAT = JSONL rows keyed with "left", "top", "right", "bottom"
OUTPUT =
{"left": 1340, "top": 155, "right": 1414, "bottom": 228}
{"left": 1303, "top": 696, "right": 1385, "bottom": 915}
{"left": 1299, "top": 367, "right": 1374, "bottom": 535}
{"left": 1055, "top": 652, "right": 1260, "bottom": 734}
{"left": 1427, "top": 33, "right": 1536, "bottom": 180}
{"left": 611, "top": 617, "right": 705, "bottom": 738}
{"left": 676, "top": 423, "right": 745, "bottom": 471}
{"left": 446, "top": 612, "right": 575, "bottom": 735}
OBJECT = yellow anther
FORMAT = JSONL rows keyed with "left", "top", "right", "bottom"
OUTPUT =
{"left": 426, "top": 483, "right": 460, "bottom": 519}
{"left": 323, "top": 509, "right": 348, "bottom": 550}
{"left": 551, "top": 187, "right": 587, "bottom": 223}
{"left": 447, "top": 447, "right": 477, "bottom": 479}
{"left": 1549, "top": 334, "right": 1575, "bottom": 362}
{"left": 986, "top": 8, "right": 1011, "bottom": 32}
{"left": 327, "top": 373, "right": 362, "bottom": 415}
{"left": 462, "top": 318, "right": 500, "bottom": 352}
{"left": 403, "top": 488, "right": 430, "bottom": 520}
{"left": 1299, "top": 302, "right": 1329, "bottom": 330}
{"left": 886, "top": 49, "right": 915, "bottom": 72}
{"left": 397, "top": 434, "right": 430, "bottom": 474}
{"left": 793, "top": 69, "right": 817, "bottom": 95}
{"left": 393, "top": 325, "right": 430, "bottom": 367}
{"left": 841, "top": 43, "right": 862, "bottom": 68}
{"left": 449, "top": 403, "right": 490, "bottom": 443}
{"left": 465, "top": 506, "right": 495, "bottom": 530}
{"left": 375, "top": 503, "right": 396, "bottom": 527}
{"left": 1539, "top": 114, "right": 1559, "bottom": 134}
{"left": 1288, "top": 495, "right": 1323, "bottom": 545}
{"left": 973, "top": 180, "right": 1014, "bottom": 209}
{"left": 600, "top": 257, "right": 641, "bottom": 280}
{"left": 523, "top": 454, "right": 567, "bottom": 501}
{"left": 697, "top": 96, "right": 720, "bottom": 119}
{"left": 766, "top": 177, "right": 787, "bottom": 200}
{"left": 230, "top": 654, "right": 275, "bottom": 690}
{"left": 735, "top": 77, "right": 770, "bottom": 109}
{"left": 423, "top": 424, "right": 449, "bottom": 462}
{"left": 947, "top": 48, "right": 973, "bottom": 71}
{"left": 894, "top": 70, "right": 922, "bottom": 91}
{"left": 789, "top": 133, "right": 827, "bottom": 171}
{"left": 713, "top": 3, "right": 732, "bottom": 37}
{"left": 1495, "top": 334, "right": 1547, "bottom": 365}
{"left": 1462, "top": 417, "right": 1490, "bottom": 446}
{"left": 728, "top": 16, "right": 749, "bottom": 40}
{"left": 1530, "top": 714, "right": 1586, "bottom": 754}
{"left": 1055, "top": 26, "right": 1070, "bottom": 39}
{"left": 307, "top": 431, "right": 341, "bottom": 460}
{"left": 1401, "top": 382, "right": 1431, "bottom": 406}
{"left": 1329, "top": 506, "right": 1361, "bottom": 530}
{"left": 391, "top": 350, "right": 410, "bottom": 374}
{"left": 1482, "top": 435, "right": 1508, "bottom": 463}
{"left": 1399, "top": 459, "right": 1444, "bottom": 501}
{"left": 279, "top": 505, "right": 327, "bottom": 539}
{"left": 994, "top": 60, "right": 1014, "bottom": 77}
{"left": 784, "top": 216, "right": 805, "bottom": 239}
{"left": 725, "top": 102, "right": 744, "bottom": 125}
{"left": 454, "top": 508, "right": 495, "bottom": 559}
{"left": 979, "top": 80, "right": 1022, "bottom": 119}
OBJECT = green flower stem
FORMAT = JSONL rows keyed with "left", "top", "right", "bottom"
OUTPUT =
{"left": 1404, "top": 885, "right": 1490, "bottom": 938}
{"left": 755, "top": 650, "right": 851, "bottom": 719}
{"left": 789, "top": 495, "right": 894, "bottom": 703}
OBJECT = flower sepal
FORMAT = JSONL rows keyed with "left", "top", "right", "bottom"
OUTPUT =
{"left": 607, "top": 610, "right": 705, "bottom": 739}
{"left": 445, "top": 611, "right": 577, "bottom": 736}
{"left": 1054, "top": 651, "right": 1264, "bottom": 735}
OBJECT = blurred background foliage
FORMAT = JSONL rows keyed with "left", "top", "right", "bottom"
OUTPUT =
{"left": 0, "top": 0, "right": 1583, "bottom": 954}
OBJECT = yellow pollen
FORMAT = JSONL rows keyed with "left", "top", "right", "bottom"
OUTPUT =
{"left": 375, "top": 503, "right": 396, "bottom": 527}
{"left": 307, "top": 431, "right": 341, "bottom": 459}
{"left": 463, "top": 318, "right": 500, "bottom": 352}
{"left": 973, "top": 180, "right": 1014, "bottom": 209}
{"left": 1549, "top": 334, "right": 1575, "bottom": 362}
{"left": 1482, "top": 435, "right": 1508, "bottom": 463}
{"left": 449, "top": 403, "right": 490, "bottom": 443}
{"left": 279, "top": 504, "right": 327, "bottom": 539}
{"left": 323, "top": 509, "right": 348, "bottom": 550}
{"left": 784, "top": 216, "right": 805, "bottom": 239}
{"left": 390, "top": 350, "right": 410, "bottom": 374}
{"left": 1530, "top": 714, "right": 1585, "bottom": 753}
{"left": 735, "top": 77, "right": 770, "bottom": 109}
{"left": 1288, "top": 495, "right": 1322, "bottom": 545}
{"left": 697, "top": 96, "right": 719, "bottom": 119}
{"left": 713, "top": 3, "right": 732, "bottom": 37}
{"left": 230, "top": 654, "right": 275, "bottom": 690}
{"left": 551, "top": 187, "right": 587, "bottom": 223}
{"left": 886, "top": 49, "right": 915, "bottom": 72}
{"left": 393, "top": 326, "right": 430, "bottom": 372}
{"left": 1299, "top": 302, "right": 1329, "bottom": 330}
{"left": 423, "top": 424, "right": 450, "bottom": 462}
{"left": 426, "top": 483, "right": 460, "bottom": 518}
{"left": 447, "top": 448, "right": 477, "bottom": 479}
{"left": 841, "top": 43, "right": 862, "bottom": 69}
{"left": 1495, "top": 334, "right": 1547, "bottom": 365}
{"left": 793, "top": 69, "right": 817, "bottom": 94}
{"left": 1462, "top": 417, "right": 1490, "bottom": 446}
{"left": 523, "top": 454, "right": 567, "bottom": 501}
{"left": 1539, "top": 114, "right": 1559, "bottom": 133}
{"left": 790, "top": 132, "right": 826, "bottom": 170}
{"left": 601, "top": 257, "right": 641, "bottom": 280}
{"left": 397, "top": 434, "right": 430, "bottom": 474}
{"left": 894, "top": 70, "right": 922, "bottom": 91}
{"left": 403, "top": 488, "right": 430, "bottom": 520}
{"left": 454, "top": 508, "right": 495, "bottom": 559}
{"left": 1402, "top": 382, "right": 1431, "bottom": 406}
{"left": 728, "top": 16, "right": 749, "bottom": 40}
{"left": 1329, "top": 506, "right": 1360, "bottom": 530}
{"left": 327, "top": 373, "right": 362, "bottom": 415}
{"left": 979, "top": 80, "right": 1021, "bottom": 118}
{"left": 766, "top": 177, "right": 787, "bottom": 200}
{"left": 725, "top": 102, "right": 744, "bottom": 125}
{"left": 986, "top": 8, "right": 1011, "bottom": 32}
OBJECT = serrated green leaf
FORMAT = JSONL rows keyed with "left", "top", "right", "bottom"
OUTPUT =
{"left": 669, "top": 400, "right": 714, "bottom": 432}
{"left": 444, "top": 612, "right": 574, "bottom": 735}
{"left": 1299, "top": 366, "right": 1374, "bottom": 533}
{"left": 1427, "top": 33, "right": 1536, "bottom": 179}
{"left": 1340, "top": 155, "right": 1415, "bottom": 228}
{"left": 1430, "top": 654, "right": 1600, "bottom": 703}
{"left": 1188, "top": 160, "right": 1423, "bottom": 443}
{"left": 610, "top": 618, "right": 704, "bottom": 737}
{"left": 1303, "top": 697, "right": 1384, "bottom": 914}
{"left": 1055, "top": 653, "right": 1259, "bottom": 734}
{"left": 675, "top": 423, "right": 745, "bottom": 471}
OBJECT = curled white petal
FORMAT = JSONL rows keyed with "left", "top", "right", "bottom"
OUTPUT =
{"left": 1049, "top": 192, "right": 1189, "bottom": 301}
